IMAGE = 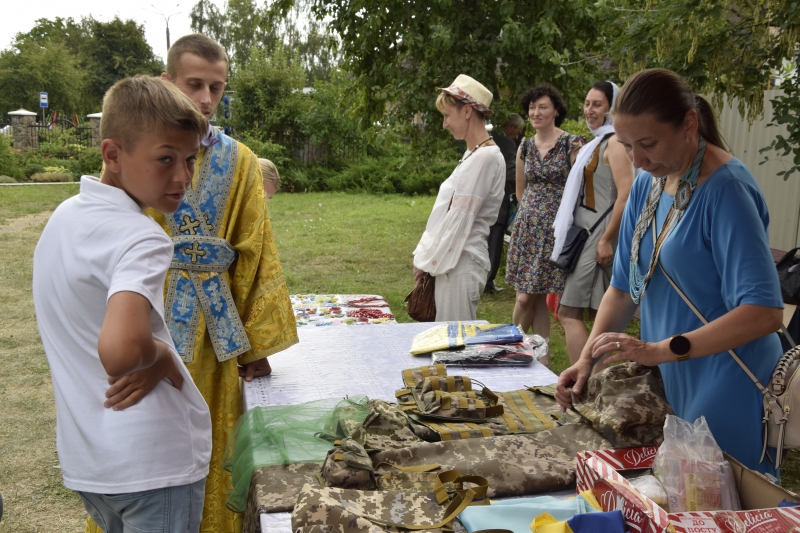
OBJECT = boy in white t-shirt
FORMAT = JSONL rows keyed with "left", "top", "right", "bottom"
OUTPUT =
{"left": 32, "top": 76, "right": 212, "bottom": 533}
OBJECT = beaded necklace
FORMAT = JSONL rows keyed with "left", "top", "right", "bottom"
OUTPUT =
{"left": 629, "top": 137, "right": 706, "bottom": 304}
{"left": 458, "top": 137, "right": 493, "bottom": 165}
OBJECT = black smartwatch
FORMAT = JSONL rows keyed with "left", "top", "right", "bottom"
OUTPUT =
{"left": 669, "top": 334, "right": 691, "bottom": 361}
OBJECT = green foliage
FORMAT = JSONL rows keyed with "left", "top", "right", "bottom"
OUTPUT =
{"left": 760, "top": 64, "right": 800, "bottom": 180}
{"left": 79, "top": 18, "right": 163, "bottom": 105}
{"left": 78, "top": 147, "right": 103, "bottom": 176}
{"left": 560, "top": 118, "right": 591, "bottom": 140}
{"left": 302, "top": 69, "right": 368, "bottom": 166}
{"left": 22, "top": 153, "right": 80, "bottom": 180}
{"left": 229, "top": 46, "right": 311, "bottom": 148}
{"left": 191, "top": 0, "right": 338, "bottom": 84}
{"left": 598, "top": 0, "right": 800, "bottom": 178}
{"left": 30, "top": 172, "right": 74, "bottom": 183}
{"left": 35, "top": 127, "right": 87, "bottom": 159}
{"left": 0, "top": 175, "right": 17, "bottom": 183}
{"left": 312, "top": 0, "right": 601, "bottom": 139}
{"left": 281, "top": 143, "right": 455, "bottom": 195}
{"left": 240, "top": 134, "right": 291, "bottom": 170}
{"left": 0, "top": 39, "right": 86, "bottom": 114}
{"left": 0, "top": 16, "right": 162, "bottom": 115}
{"left": 0, "top": 135, "right": 23, "bottom": 179}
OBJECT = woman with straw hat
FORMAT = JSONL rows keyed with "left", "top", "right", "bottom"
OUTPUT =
{"left": 412, "top": 74, "right": 506, "bottom": 321}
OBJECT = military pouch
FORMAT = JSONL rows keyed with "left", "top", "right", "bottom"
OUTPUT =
{"left": 397, "top": 366, "right": 503, "bottom": 421}
{"left": 319, "top": 437, "right": 377, "bottom": 490}
{"left": 417, "top": 390, "right": 504, "bottom": 419}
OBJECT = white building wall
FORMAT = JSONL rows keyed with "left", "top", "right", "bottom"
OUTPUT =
{"left": 714, "top": 90, "right": 800, "bottom": 251}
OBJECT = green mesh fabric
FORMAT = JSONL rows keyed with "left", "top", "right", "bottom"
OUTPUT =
{"left": 223, "top": 396, "right": 371, "bottom": 513}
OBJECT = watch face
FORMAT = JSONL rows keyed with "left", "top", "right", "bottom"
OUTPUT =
{"left": 670, "top": 335, "right": 691, "bottom": 356}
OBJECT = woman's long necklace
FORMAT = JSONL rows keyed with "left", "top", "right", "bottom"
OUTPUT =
{"left": 458, "top": 136, "right": 493, "bottom": 165}
{"left": 629, "top": 137, "right": 707, "bottom": 304}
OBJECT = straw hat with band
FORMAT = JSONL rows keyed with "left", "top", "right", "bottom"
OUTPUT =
{"left": 441, "top": 75, "right": 494, "bottom": 116}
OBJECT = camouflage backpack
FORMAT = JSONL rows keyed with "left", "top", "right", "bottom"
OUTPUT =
{"left": 319, "top": 437, "right": 377, "bottom": 490}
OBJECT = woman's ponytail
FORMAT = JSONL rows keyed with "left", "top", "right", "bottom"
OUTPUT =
{"left": 693, "top": 95, "right": 727, "bottom": 150}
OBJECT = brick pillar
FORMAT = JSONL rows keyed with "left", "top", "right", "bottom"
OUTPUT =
{"left": 8, "top": 109, "right": 38, "bottom": 153}
{"left": 87, "top": 113, "right": 102, "bottom": 148}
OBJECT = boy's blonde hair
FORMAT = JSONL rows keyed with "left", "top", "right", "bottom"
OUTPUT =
{"left": 167, "top": 33, "right": 229, "bottom": 79}
{"left": 259, "top": 158, "right": 280, "bottom": 190}
{"left": 100, "top": 76, "right": 207, "bottom": 150}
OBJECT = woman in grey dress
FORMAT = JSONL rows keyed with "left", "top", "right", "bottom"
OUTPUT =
{"left": 555, "top": 81, "right": 634, "bottom": 364}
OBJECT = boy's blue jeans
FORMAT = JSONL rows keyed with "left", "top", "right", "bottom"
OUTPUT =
{"left": 77, "top": 478, "right": 206, "bottom": 533}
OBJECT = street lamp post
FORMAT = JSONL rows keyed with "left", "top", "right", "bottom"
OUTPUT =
{"left": 149, "top": 4, "right": 181, "bottom": 50}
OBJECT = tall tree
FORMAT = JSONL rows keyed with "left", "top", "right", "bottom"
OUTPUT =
{"left": 597, "top": 0, "right": 800, "bottom": 176}
{"left": 6, "top": 16, "right": 163, "bottom": 113}
{"left": 81, "top": 18, "right": 164, "bottom": 105}
{"left": 189, "top": 0, "right": 339, "bottom": 83}
{"left": 311, "top": 0, "right": 602, "bottom": 129}
{"left": 0, "top": 39, "right": 86, "bottom": 114}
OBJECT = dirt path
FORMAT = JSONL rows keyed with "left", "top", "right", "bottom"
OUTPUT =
{"left": 0, "top": 211, "right": 52, "bottom": 235}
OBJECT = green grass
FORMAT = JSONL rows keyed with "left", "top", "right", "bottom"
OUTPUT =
{"left": 0, "top": 183, "right": 79, "bottom": 225}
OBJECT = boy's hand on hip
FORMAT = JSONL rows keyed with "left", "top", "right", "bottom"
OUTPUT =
{"left": 239, "top": 358, "right": 272, "bottom": 382}
{"left": 104, "top": 341, "right": 184, "bottom": 410}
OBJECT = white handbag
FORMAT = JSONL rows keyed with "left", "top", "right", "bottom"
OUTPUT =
{"left": 659, "top": 262, "right": 800, "bottom": 468}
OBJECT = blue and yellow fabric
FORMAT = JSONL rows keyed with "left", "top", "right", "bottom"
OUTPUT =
{"left": 531, "top": 510, "right": 627, "bottom": 533}
{"left": 459, "top": 492, "right": 601, "bottom": 533}
{"left": 163, "top": 133, "right": 249, "bottom": 362}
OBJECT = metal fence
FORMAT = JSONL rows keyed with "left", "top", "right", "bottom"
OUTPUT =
{"left": 30, "top": 117, "right": 92, "bottom": 156}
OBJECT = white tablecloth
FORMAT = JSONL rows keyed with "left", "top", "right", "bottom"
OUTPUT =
{"left": 243, "top": 322, "right": 558, "bottom": 410}
{"left": 242, "top": 321, "right": 560, "bottom": 532}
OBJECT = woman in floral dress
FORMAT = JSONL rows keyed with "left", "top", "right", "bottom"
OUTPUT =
{"left": 506, "top": 84, "right": 583, "bottom": 350}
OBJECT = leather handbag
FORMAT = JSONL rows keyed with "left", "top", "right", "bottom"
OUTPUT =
{"left": 405, "top": 273, "right": 436, "bottom": 322}
{"left": 659, "top": 262, "right": 800, "bottom": 468}
{"left": 550, "top": 204, "right": 614, "bottom": 272}
{"left": 777, "top": 248, "right": 800, "bottom": 305}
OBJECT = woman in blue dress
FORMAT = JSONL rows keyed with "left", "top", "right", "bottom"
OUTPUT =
{"left": 555, "top": 68, "right": 784, "bottom": 476}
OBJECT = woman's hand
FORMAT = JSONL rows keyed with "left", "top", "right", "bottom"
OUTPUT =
{"left": 587, "top": 332, "right": 671, "bottom": 368}
{"left": 555, "top": 357, "right": 592, "bottom": 410}
{"left": 596, "top": 238, "right": 614, "bottom": 267}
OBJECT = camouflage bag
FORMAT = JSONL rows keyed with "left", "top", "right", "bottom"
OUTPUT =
{"left": 370, "top": 421, "right": 612, "bottom": 498}
{"left": 244, "top": 462, "right": 321, "bottom": 533}
{"left": 396, "top": 366, "right": 504, "bottom": 430}
{"left": 320, "top": 437, "right": 377, "bottom": 490}
{"left": 293, "top": 470, "right": 488, "bottom": 533}
{"left": 571, "top": 361, "right": 673, "bottom": 447}
{"left": 351, "top": 400, "right": 425, "bottom": 452}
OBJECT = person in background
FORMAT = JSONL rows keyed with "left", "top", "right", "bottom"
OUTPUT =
{"left": 555, "top": 68, "right": 784, "bottom": 476}
{"left": 33, "top": 76, "right": 211, "bottom": 533}
{"left": 259, "top": 158, "right": 280, "bottom": 199}
{"left": 413, "top": 74, "right": 505, "bottom": 320}
{"left": 485, "top": 120, "right": 518, "bottom": 294}
{"left": 553, "top": 81, "right": 634, "bottom": 364}
{"left": 503, "top": 113, "right": 526, "bottom": 148}
{"left": 505, "top": 85, "right": 583, "bottom": 352}
{"left": 86, "top": 34, "right": 299, "bottom": 533}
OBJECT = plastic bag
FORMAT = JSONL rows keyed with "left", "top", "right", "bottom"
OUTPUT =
{"left": 431, "top": 334, "right": 548, "bottom": 366}
{"left": 410, "top": 323, "right": 523, "bottom": 355}
{"left": 627, "top": 474, "right": 668, "bottom": 508}
{"left": 653, "top": 415, "right": 741, "bottom": 512}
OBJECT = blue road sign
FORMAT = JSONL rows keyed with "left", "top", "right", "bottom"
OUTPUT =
{"left": 40, "top": 92, "right": 48, "bottom": 108}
